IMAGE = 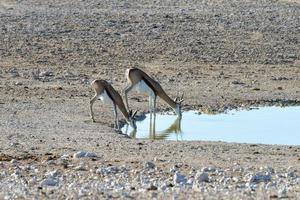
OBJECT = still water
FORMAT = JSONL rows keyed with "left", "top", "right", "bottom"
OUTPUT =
{"left": 122, "top": 106, "right": 300, "bottom": 145}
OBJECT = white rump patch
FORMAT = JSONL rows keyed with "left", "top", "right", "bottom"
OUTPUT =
{"left": 98, "top": 90, "right": 114, "bottom": 105}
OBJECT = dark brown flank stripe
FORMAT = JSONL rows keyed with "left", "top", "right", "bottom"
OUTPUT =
{"left": 104, "top": 86, "right": 114, "bottom": 103}
{"left": 142, "top": 77, "right": 157, "bottom": 96}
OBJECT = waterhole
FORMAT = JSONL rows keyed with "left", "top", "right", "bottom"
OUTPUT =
{"left": 122, "top": 106, "right": 300, "bottom": 145}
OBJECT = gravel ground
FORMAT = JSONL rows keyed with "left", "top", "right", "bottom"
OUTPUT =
{"left": 0, "top": 0, "right": 300, "bottom": 199}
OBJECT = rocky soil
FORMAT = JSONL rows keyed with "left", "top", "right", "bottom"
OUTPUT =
{"left": 0, "top": 0, "right": 300, "bottom": 199}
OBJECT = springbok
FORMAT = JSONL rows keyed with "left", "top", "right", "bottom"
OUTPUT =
{"left": 124, "top": 68, "right": 183, "bottom": 116}
{"left": 90, "top": 79, "right": 137, "bottom": 130}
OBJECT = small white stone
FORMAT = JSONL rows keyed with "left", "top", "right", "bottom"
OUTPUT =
{"left": 81, "top": 78, "right": 90, "bottom": 85}
{"left": 192, "top": 184, "right": 204, "bottom": 192}
{"left": 144, "top": 161, "right": 155, "bottom": 169}
{"left": 0, "top": 171, "right": 8, "bottom": 177}
{"left": 73, "top": 151, "right": 86, "bottom": 158}
{"left": 85, "top": 152, "right": 97, "bottom": 158}
{"left": 261, "top": 166, "right": 275, "bottom": 173}
{"left": 245, "top": 182, "right": 258, "bottom": 190}
{"left": 169, "top": 166, "right": 177, "bottom": 173}
{"left": 286, "top": 168, "right": 297, "bottom": 178}
{"left": 46, "top": 170, "right": 60, "bottom": 178}
{"left": 266, "top": 181, "right": 277, "bottom": 189}
{"left": 233, "top": 166, "right": 244, "bottom": 172}
{"left": 232, "top": 177, "right": 239, "bottom": 182}
{"left": 74, "top": 165, "right": 86, "bottom": 171}
{"left": 73, "top": 151, "right": 97, "bottom": 158}
{"left": 248, "top": 173, "right": 272, "bottom": 183}
{"left": 60, "top": 154, "right": 69, "bottom": 160}
{"left": 28, "top": 177, "right": 37, "bottom": 184}
{"left": 11, "top": 169, "right": 22, "bottom": 178}
{"left": 46, "top": 160, "right": 56, "bottom": 165}
{"left": 41, "top": 177, "right": 58, "bottom": 186}
{"left": 173, "top": 172, "right": 187, "bottom": 185}
{"left": 187, "top": 178, "right": 194, "bottom": 185}
{"left": 278, "top": 187, "right": 288, "bottom": 198}
{"left": 195, "top": 171, "right": 209, "bottom": 183}
{"left": 39, "top": 71, "right": 54, "bottom": 77}
{"left": 10, "top": 159, "right": 17, "bottom": 165}
{"left": 202, "top": 167, "right": 216, "bottom": 172}
{"left": 14, "top": 82, "right": 23, "bottom": 86}
{"left": 96, "top": 166, "right": 119, "bottom": 174}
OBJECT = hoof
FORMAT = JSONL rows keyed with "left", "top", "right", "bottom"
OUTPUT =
{"left": 115, "top": 129, "right": 122, "bottom": 134}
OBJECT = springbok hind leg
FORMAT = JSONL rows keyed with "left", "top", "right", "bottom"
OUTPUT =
{"left": 90, "top": 94, "right": 98, "bottom": 122}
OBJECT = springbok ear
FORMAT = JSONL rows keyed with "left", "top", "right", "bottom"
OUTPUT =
{"left": 174, "top": 97, "right": 178, "bottom": 102}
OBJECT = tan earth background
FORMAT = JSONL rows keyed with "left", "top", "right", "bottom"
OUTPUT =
{"left": 0, "top": 0, "right": 300, "bottom": 199}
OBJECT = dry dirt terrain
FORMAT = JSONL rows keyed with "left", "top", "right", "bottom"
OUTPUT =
{"left": 0, "top": 0, "right": 300, "bottom": 199}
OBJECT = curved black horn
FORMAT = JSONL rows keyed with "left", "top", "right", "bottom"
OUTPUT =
{"left": 132, "top": 110, "right": 138, "bottom": 117}
{"left": 181, "top": 92, "right": 184, "bottom": 100}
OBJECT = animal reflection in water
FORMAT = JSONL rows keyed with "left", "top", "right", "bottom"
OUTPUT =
{"left": 124, "top": 112, "right": 183, "bottom": 140}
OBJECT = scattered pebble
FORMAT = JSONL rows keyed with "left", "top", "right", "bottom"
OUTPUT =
{"left": 46, "top": 170, "right": 60, "bottom": 178}
{"left": 144, "top": 161, "right": 155, "bottom": 170}
{"left": 231, "top": 80, "right": 245, "bottom": 85}
{"left": 41, "top": 177, "right": 58, "bottom": 187}
{"left": 278, "top": 187, "right": 288, "bottom": 198}
{"left": 10, "top": 159, "right": 17, "bottom": 165}
{"left": 96, "top": 166, "right": 120, "bottom": 175}
{"left": 14, "top": 81, "right": 23, "bottom": 86}
{"left": 73, "top": 151, "right": 97, "bottom": 159}
{"left": 11, "top": 169, "right": 22, "bottom": 178}
{"left": 0, "top": 159, "right": 298, "bottom": 198}
{"left": 202, "top": 167, "right": 216, "bottom": 173}
{"left": 195, "top": 171, "right": 209, "bottom": 183}
{"left": 247, "top": 173, "right": 272, "bottom": 183}
{"left": 74, "top": 163, "right": 86, "bottom": 171}
{"left": 39, "top": 71, "right": 54, "bottom": 77}
{"left": 173, "top": 172, "right": 187, "bottom": 185}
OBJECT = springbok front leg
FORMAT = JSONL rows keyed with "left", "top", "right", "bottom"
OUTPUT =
{"left": 124, "top": 85, "right": 134, "bottom": 110}
{"left": 113, "top": 103, "right": 119, "bottom": 130}
{"left": 90, "top": 94, "right": 98, "bottom": 122}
